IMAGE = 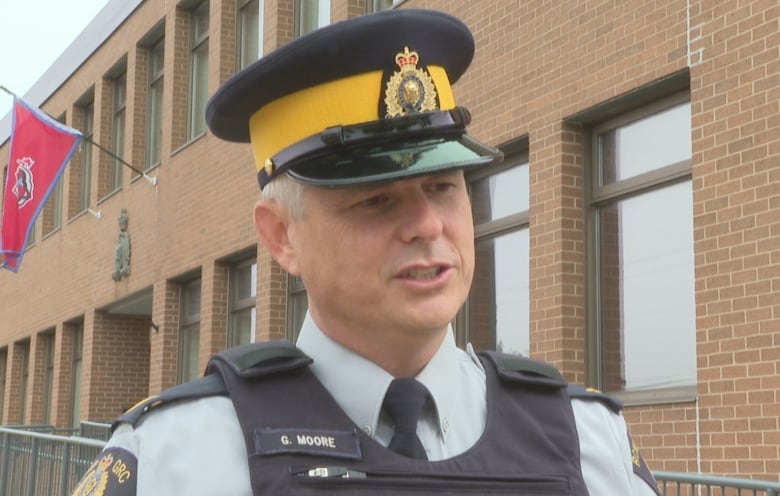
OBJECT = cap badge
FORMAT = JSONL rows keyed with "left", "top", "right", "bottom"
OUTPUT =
{"left": 390, "top": 151, "right": 421, "bottom": 169}
{"left": 264, "top": 158, "right": 275, "bottom": 177}
{"left": 384, "top": 46, "right": 438, "bottom": 117}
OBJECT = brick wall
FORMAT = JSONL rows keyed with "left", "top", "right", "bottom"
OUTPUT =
{"left": 149, "top": 279, "right": 179, "bottom": 395}
{"left": 51, "top": 321, "right": 77, "bottom": 428}
{"left": 688, "top": 0, "right": 780, "bottom": 477}
{"left": 84, "top": 312, "right": 150, "bottom": 421}
{"left": 199, "top": 261, "right": 229, "bottom": 371}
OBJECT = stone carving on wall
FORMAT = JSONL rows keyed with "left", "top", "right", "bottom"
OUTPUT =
{"left": 112, "top": 208, "right": 131, "bottom": 281}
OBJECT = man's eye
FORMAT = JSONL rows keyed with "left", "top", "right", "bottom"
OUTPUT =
{"left": 426, "top": 182, "right": 455, "bottom": 193}
{"left": 358, "top": 195, "right": 388, "bottom": 208}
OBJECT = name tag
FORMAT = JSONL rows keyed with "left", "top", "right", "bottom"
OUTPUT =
{"left": 254, "top": 427, "right": 362, "bottom": 460}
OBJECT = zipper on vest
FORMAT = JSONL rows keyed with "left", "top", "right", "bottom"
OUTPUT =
{"left": 303, "top": 466, "right": 367, "bottom": 479}
{"left": 294, "top": 466, "right": 571, "bottom": 493}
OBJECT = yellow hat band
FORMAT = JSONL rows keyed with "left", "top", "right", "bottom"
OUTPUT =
{"left": 248, "top": 65, "right": 455, "bottom": 173}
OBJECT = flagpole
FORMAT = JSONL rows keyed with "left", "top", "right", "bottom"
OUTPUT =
{"left": 1, "top": 84, "right": 158, "bottom": 187}
{"left": 82, "top": 136, "right": 158, "bottom": 187}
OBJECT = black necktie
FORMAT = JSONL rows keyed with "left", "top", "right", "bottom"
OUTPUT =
{"left": 383, "top": 378, "right": 430, "bottom": 460}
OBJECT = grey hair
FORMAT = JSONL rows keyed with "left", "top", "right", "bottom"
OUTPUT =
{"left": 260, "top": 174, "right": 305, "bottom": 220}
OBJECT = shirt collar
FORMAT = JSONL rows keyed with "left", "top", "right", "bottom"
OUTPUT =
{"left": 295, "top": 313, "right": 464, "bottom": 441}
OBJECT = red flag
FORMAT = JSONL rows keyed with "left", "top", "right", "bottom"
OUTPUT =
{"left": 1, "top": 97, "right": 82, "bottom": 271}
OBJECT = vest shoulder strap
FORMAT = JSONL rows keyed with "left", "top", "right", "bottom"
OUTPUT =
{"left": 566, "top": 384, "right": 623, "bottom": 414}
{"left": 115, "top": 373, "right": 228, "bottom": 430}
{"left": 115, "top": 340, "right": 311, "bottom": 431}
{"left": 479, "top": 350, "right": 567, "bottom": 388}
{"left": 205, "top": 339, "right": 313, "bottom": 378}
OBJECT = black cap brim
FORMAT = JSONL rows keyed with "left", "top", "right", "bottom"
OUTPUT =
{"left": 285, "top": 134, "right": 503, "bottom": 188}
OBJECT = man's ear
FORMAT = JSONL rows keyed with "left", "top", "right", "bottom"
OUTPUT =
{"left": 254, "top": 200, "right": 300, "bottom": 275}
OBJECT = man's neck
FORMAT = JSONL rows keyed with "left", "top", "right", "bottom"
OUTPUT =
{"left": 309, "top": 313, "right": 448, "bottom": 378}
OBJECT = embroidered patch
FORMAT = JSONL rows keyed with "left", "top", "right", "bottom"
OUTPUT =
{"left": 71, "top": 447, "right": 137, "bottom": 496}
{"left": 255, "top": 427, "right": 362, "bottom": 460}
{"left": 629, "top": 434, "right": 662, "bottom": 496}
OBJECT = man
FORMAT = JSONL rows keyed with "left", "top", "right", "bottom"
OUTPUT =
{"left": 73, "top": 8, "right": 661, "bottom": 496}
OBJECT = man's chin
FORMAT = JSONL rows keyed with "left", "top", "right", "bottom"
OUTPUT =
{"left": 399, "top": 311, "right": 458, "bottom": 337}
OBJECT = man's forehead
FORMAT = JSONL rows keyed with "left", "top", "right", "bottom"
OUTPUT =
{"left": 297, "top": 171, "right": 467, "bottom": 216}
{"left": 303, "top": 169, "right": 465, "bottom": 193}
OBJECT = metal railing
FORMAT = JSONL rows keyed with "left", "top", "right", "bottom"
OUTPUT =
{"left": 78, "top": 420, "right": 113, "bottom": 441}
{"left": 0, "top": 424, "right": 78, "bottom": 436}
{"left": 655, "top": 471, "right": 780, "bottom": 496}
{"left": 0, "top": 427, "right": 105, "bottom": 496}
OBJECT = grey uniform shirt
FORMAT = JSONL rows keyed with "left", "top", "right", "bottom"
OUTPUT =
{"left": 105, "top": 314, "right": 659, "bottom": 495}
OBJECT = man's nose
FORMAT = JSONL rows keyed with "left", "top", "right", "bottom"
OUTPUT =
{"left": 397, "top": 193, "right": 445, "bottom": 243}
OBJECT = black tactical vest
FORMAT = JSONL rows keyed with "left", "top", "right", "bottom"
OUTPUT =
{"left": 205, "top": 341, "right": 591, "bottom": 496}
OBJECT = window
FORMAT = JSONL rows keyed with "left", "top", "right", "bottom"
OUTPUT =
{"left": 0, "top": 349, "right": 7, "bottom": 422}
{"left": 18, "top": 340, "right": 30, "bottom": 423}
{"left": 42, "top": 114, "right": 67, "bottom": 235}
{"left": 294, "top": 0, "right": 330, "bottom": 37}
{"left": 178, "top": 279, "right": 201, "bottom": 384}
{"left": 365, "top": 0, "right": 397, "bottom": 13}
{"left": 26, "top": 221, "right": 36, "bottom": 247}
{"left": 43, "top": 176, "right": 64, "bottom": 235}
{"left": 237, "top": 0, "right": 262, "bottom": 70}
{"left": 111, "top": 73, "right": 127, "bottom": 191}
{"left": 287, "top": 274, "right": 307, "bottom": 341}
{"left": 461, "top": 151, "right": 530, "bottom": 355}
{"left": 228, "top": 259, "right": 257, "bottom": 347}
{"left": 70, "top": 325, "right": 83, "bottom": 428}
{"left": 147, "top": 38, "right": 164, "bottom": 169}
{"left": 41, "top": 332, "right": 55, "bottom": 424}
{"left": 187, "top": 1, "right": 209, "bottom": 140}
{"left": 588, "top": 94, "right": 696, "bottom": 401}
{"left": 78, "top": 101, "right": 94, "bottom": 213}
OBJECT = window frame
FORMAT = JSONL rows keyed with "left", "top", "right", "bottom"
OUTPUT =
{"left": 70, "top": 324, "right": 83, "bottom": 429}
{"left": 146, "top": 36, "right": 165, "bottom": 170}
{"left": 365, "top": 0, "right": 398, "bottom": 13}
{"left": 237, "top": 0, "right": 263, "bottom": 70}
{"left": 178, "top": 278, "right": 202, "bottom": 384}
{"left": 459, "top": 141, "right": 530, "bottom": 352}
{"left": 293, "top": 0, "right": 330, "bottom": 37}
{"left": 41, "top": 331, "right": 55, "bottom": 424}
{"left": 227, "top": 258, "right": 258, "bottom": 347}
{"left": 18, "top": 340, "right": 30, "bottom": 424}
{"left": 79, "top": 101, "right": 94, "bottom": 213}
{"left": 110, "top": 72, "right": 127, "bottom": 192}
{"left": 186, "top": 0, "right": 210, "bottom": 141}
{"left": 42, "top": 114, "right": 67, "bottom": 236}
{"left": 286, "top": 274, "right": 307, "bottom": 342}
{"left": 585, "top": 91, "right": 697, "bottom": 405}
{"left": 0, "top": 349, "right": 6, "bottom": 422}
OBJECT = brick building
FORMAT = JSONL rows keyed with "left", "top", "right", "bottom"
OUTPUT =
{"left": 0, "top": 0, "right": 778, "bottom": 481}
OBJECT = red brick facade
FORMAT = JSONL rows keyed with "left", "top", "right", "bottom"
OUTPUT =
{"left": 0, "top": 0, "right": 777, "bottom": 481}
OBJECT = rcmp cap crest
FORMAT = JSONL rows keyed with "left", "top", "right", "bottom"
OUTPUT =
{"left": 206, "top": 9, "right": 503, "bottom": 189}
{"left": 384, "top": 46, "right": 439, "bottom": 117}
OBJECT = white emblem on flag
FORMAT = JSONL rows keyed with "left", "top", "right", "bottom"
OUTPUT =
{"left": 12, "top": 157, "right": 35, "bottom": 208}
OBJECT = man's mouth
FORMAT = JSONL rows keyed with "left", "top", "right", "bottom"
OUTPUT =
{"left": 399, "top": 266, "right": 445, "bottom": 280}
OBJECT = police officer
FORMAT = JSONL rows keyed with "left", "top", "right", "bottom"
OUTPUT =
{"left": 73, "top": 9, "right": 662, "bottom": 496}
